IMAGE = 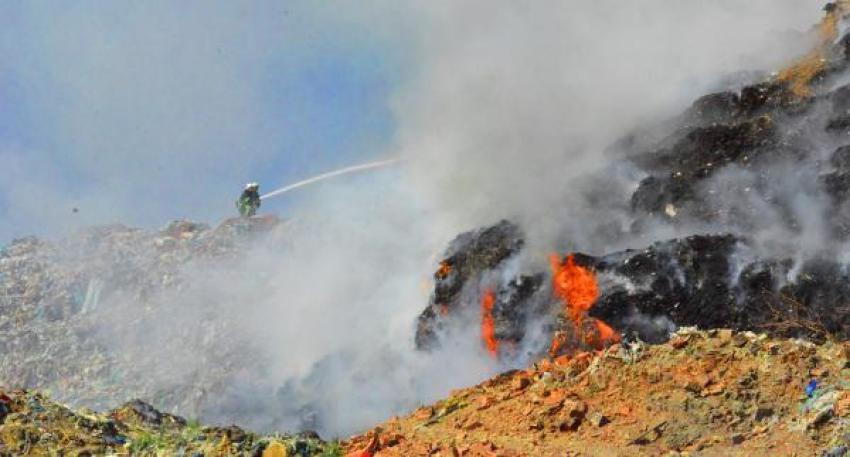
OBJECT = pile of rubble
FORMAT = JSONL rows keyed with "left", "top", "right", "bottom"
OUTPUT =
{"left": 346, "top": 328, "right": 850, "bottom": 456}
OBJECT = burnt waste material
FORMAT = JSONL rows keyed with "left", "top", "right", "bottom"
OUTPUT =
{"left": 624, "top": 17, "right": 850, "bottom": 234}
{"left": 417, "top": 7, "right": 850, "bottom": 354}
{"left": 414, "top": 220, "right": 526, "bottom": 350}
{"left": 415, "top": 222, "right": 850, "bottom": 354}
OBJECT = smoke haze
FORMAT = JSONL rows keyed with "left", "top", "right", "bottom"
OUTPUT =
{"left": 0, "top": 0, "right": 830, "bottom": 438}
{"left": 398, "top": 1, "right": 820, "bottom": 257}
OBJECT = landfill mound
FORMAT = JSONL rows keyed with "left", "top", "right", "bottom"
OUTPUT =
{"left": 0, "top": 388, "right": 340, "bottom": 456}
{"left": 7, "top": 3, "right": 850, "bottom": 456}
{"left": 416, "top": 3, "right": 850, "bottom": 360}
{"left": 0, "top": 216, "right": 287, "bottom": 422}
{"left": 5, "top": 330, "right": 850, "bottom": 456}
{"left": 344, "top": 329, "right": 850, "bottom": 456}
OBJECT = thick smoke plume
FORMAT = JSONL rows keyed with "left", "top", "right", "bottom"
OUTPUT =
{"left": 398, "top": 1, "right": 820, "bottom": 257}
{"left": 0, "top": 1, "right": 830, "bottom": 439}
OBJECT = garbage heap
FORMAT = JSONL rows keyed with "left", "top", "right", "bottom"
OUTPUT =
{"left": 0, "top": 388, "right": 336, "bottom": 456}
{"left": 0, "top": 216, "right": 285, "bottom": 420}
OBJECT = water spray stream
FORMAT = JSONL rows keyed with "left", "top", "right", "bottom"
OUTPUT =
{"left": 260, "top": 158, "right": 402, "bottom": 200}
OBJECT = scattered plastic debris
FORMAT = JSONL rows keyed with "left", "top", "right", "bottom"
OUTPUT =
{"left": 809, "top": 379, "right": 821, "bottom": 398}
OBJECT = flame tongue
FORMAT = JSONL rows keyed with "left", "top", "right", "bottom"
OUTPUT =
{"left": 478, "top": 254, "right": 618, "bottom": 359}
{"left": 594, "top": 320, "right": 618, "bottom": 342}
{"left": 481, "top": 288, "right": 498, "bottom": 358}
{"left": 550, "top": 254, "right": 599, "bottom": 321}
{"left": 436, "top": 260, "right": 452, "bottom": 279}
{"left": 549, "top": 253, "right": 620, "bottom": 355}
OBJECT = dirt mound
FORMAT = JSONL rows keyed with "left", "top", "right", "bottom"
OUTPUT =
{"left": 345, "top": 329, "right": 850, "bottom": 456}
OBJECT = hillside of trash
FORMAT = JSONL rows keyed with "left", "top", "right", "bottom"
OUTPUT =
{"left": 0, "top": 216, "right": 287, "bottom": 423}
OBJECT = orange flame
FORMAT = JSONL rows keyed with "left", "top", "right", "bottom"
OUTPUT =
{"left": 435, "top": 260, "right": 452, "bottom": 280}
{"left": 550, "top": 254, "right": 599, "bottom": 322}
{"left": 549, "top": 331, "right": 566, "bottom": 358}
{"left": 481, "top": 288, "right": 499, "bottom": 358}
{"left": 584, "top": 320, "right": 621, "bottom": 349}
{"left": 549, "top": 254, "right": 620, "bottom": 354}
{"left": 594, "top": 320, "right": 619, "bottom": 343}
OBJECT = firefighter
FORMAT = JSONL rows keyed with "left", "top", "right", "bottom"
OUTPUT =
{"left": 236, "top": 182, "right": 261, "bottom": 217}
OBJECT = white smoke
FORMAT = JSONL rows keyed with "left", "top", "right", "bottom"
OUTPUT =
{"left": 197, "top": 1, "right": 825, "bottom": 436}
{"left": 1, "top": 0, "right": 831, "bottom": 439}
{"left": 396, "top": 0, "right": 820, "bottom": 256}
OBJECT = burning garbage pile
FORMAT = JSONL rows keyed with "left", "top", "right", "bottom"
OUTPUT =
{"left": 10, "top": 3, "right": 850, "bottom": 449}
{"left": 548, "top": 254, "right": 620, "bottom": 357}
{"left": 415, "top": 222, "right": 850, "bottom": 360}
{"left": 415, "top": 220, "right": 625, "bottom": 360}
{"left": 417, "top": 3, "right": 850, "bottom": 359}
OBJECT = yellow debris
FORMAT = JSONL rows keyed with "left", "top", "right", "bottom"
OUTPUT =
{"left": 778, "top": 1, "right": 850, "bottom": 97}
{"left": 262, "top": 440, "right": 289, "bottom": 457}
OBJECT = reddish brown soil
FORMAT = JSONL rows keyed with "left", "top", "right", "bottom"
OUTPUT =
{"left": 344, "top": 329, "right": 850, "bottom": 456}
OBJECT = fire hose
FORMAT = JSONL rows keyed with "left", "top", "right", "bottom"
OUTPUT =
{"left": 260, "top": 157, "right": 402, "bottom": 200}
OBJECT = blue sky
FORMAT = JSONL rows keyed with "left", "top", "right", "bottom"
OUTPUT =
{"left": 0, "top": 1, "right": 825, "bottom": 248}
{"left": 0, "top": 1, "right": 411, "bottom": 243}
